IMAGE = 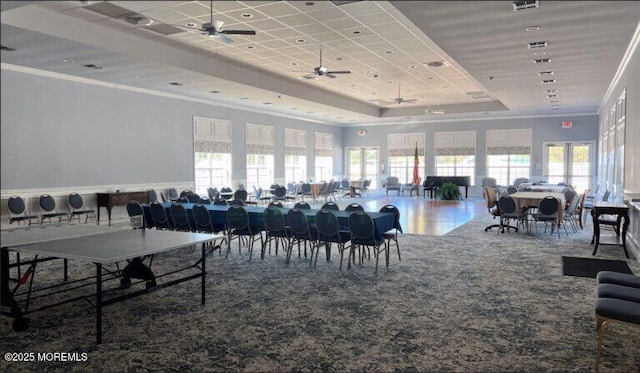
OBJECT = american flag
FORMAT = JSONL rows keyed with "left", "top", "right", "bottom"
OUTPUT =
{"left": 412, "top": 142, "right": 420, "bottom": 185}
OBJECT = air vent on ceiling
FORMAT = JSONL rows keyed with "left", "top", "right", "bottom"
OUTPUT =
{"left": 513, "top": 0, "right": 539, "bottom": 11}
{"left": 169, "top": 82, "right": 183, "bottom": 86}
{"left": 534, "top": 58, "right": 551, "bottom": 63}
{"left": 542, "top": 79, "right": 556, "bottom": 84}
{"left": 546, "top": 89, "right": 558, "bottom": 94}
{"left": 528, "top": 41, "right": 547, "bottom": 49}
{"left": 538, "top": 70, "right": 554, "bottom": 76}
{"left": 547, "top": 94, "right": 558, "bottom": 98}
{"left": 1, "top": 45, "right": 17, "bottom": 52}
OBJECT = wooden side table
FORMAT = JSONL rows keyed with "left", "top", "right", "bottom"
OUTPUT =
{"left": 591, "top": 202, "right": 630, "bottom": 258}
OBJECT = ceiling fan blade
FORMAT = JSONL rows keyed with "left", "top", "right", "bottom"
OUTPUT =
{"left": 326, "top": 70, "right": 351, "bottom": 74}
{"left": 213, "top": 19, "right": 224, "bottom": 31}
{"left": 221, "top": 30, "right": 256, "bottom": 35}
{"left": 215, "top": 34, "right": 234, "bottom": 44}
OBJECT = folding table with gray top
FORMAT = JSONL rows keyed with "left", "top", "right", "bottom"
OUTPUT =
{"left": 1, "top": 225, "right": 216, "bottom": 343}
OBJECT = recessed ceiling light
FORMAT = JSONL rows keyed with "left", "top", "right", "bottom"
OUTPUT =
{"left": 241, "top": 13, "right": 252, "bottom": 18}
{"left": 352, "top": 30, "right": 361, "bottom": 35}
{"left": 63, "top": 59, "right": 74, "bottom": 64}
{"left": 247, "top": 46, "right": 255, "bottom": 49}
{"left": 488, "top": 76, "right": 495, "bottom": 80}
{"left": 538, "top": 70, "right": 554, "bottom": 76}
{"left": 534, "top": 58, "right": 551, "bottom": 63}
{"left": 296, "top": 39, "right": 305, "bottom": 43}
{"left": 185, "top": 22, "right": 197, "bottom": 28}
{"left": 533, "top": 51, "right": 546, "bottom": 56}
{"left": 526, "top": 26, "right": 542, "bottom": 32}
{"left": 385, "top": 50, "right": 393, "bottom": 54}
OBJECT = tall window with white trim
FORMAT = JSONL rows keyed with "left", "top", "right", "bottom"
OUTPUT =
{"left": 246, "top": 123, "right": 274, "bottom": 189}
{"left": 193, "top": 116, "right": 232, "bottom": 196}
{"left": 486, "top": 129, "right": 531, "bottom": 186}
{"left": 387, "top": 133, "right": 425, "bottom": 184}
{"left": 284, "top": 128, "right": 306, "bottom": 182}
{"left": 315, "top": 132, "right": 333, "bottom": 182}
{"left": 434, "top": 131, "right": 476, "bottom": 185}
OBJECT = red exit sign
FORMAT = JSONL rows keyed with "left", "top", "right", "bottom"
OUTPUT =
{"left": 562, "top": 120, "right": 573, "bottom": 128}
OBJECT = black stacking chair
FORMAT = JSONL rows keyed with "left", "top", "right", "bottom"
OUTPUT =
{"left": 177, "top": 196, "right": 189, "bottom": 203}
{"left": 192, "top": 203, "right": 225, "bottom": 259}
{"left": 169, "top": 202, "right": 192, "bottom": 231}
{"left": 126, "top": 201, "right": 146, "bottom": 229}
{"left": 294, "top": 201, "right": 311, "bottom": 209}
{"left": 8, "top": 196, "right": 39, "bottom": 226}
{"left": 348, "top": 211, "right": 387, "bottom": 273}
{"left": 213, "top": 199, "right": 228, "bottom": 206}
{"left": 268, "top": 201, "right": 284, "bottom": 208}
{"left": 315, "top": 209, "right": 351, "bottom": 269}
{"left": 497, "top": 196, "right": 527, "bottom": 233}
{"left": 379, "top": 205, "right": 402, "bottom": 262}
{"left": 272, "top": 185, "right": 287, "bottom": 203}
{"left": 207, "top": 187, "right": 219, "bottom": 201}
{"left": 167, "top": 188, "right": 179, "bottom": 201}
{"left": 38, "top": 194, "right": 68, "bottom": 224}
{"left": 321, "top": 201, "right": 340, "bottom": 211}
{"left": 229, "top": 199, "right": 245, "bottom": 206}
{"left": 67, "top": 193, "right": 96, "bottom": 224}
{"left": 345, "top": 203, "right": 364, "bottom": 212}
{"left": 286, "top": 208, "right": 317, "bottom": 264}
{"left": 532, "top": 196, "right": 562, "bottom": 237}
{"left": 149, "top": 201, "right": 172, "bottom": 230}
{"left": 300, "top": 183, "right": 312, "bottom": 201}
{"left": 234, "top": 189, "right": 248, "bottom": 203}
{"left": 197, "top": 197, "right": 212, "bottom": 205}
{"left": 147, "top": 189, "right": 159, "bottom": 203}
{"left": 226, "top": 205, "right": 263, "bottom": 260}
{"left": 262, "top": 206, "right": 290, "bottom": 259}
{"left": 220, "top": 187, "right": 233, "bottom": 200}
{"left": 186, "top": 192, "right": 200, "bottom": 203}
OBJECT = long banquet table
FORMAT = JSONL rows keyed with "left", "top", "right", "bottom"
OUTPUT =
{"left": 142, "top": 203, "right": 398, "bottom": 241}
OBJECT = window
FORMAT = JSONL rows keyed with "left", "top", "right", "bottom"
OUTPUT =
{"left": 486, "top": 129, "right": 531, "bottom": 186}
{"left": 315, "top": 132, "right": 333, "bottom": 182}
{"left": 193, "top": 116, "right": 231, "bottom": 196}
{"left": 434, "top": 131, "right": 476, "bottom": 185}
{"left": 285, "top": 128, "right": 306, "bottom": 182}
{"left": 246, "top": 124, "right": 275, "bottom": 189}
{"left": 388, "top": 133, "right": 425, "bottom": 184}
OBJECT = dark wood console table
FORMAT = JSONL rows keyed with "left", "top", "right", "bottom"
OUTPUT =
{"left": 96, "top": 191, "right": 149, "bottom": 222}
{"left": 591, "top": 202, "right": 630, "bottom": 258}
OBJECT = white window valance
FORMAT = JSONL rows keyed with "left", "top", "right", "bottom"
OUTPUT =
{"left": 389, "top": 148, "right": 425, "bottom": 157}
{"left": 315, "top": 148, "right": 332, "bottom": 157}
{"left": 285, "top": 146, "right": 307, "bottom": 156}
{"left": 247, "top": 144, "right": 274, "bottom": 154}
{"left": 487, "top": 146, "right": 531, "bottom": 155}
{"left": 195, "top": 140, "right": 232, "bottom": 153}
{"left": 435, "top": 147, "right": 476, "bottom": 156}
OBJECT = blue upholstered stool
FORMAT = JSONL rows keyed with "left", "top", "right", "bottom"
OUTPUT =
{"left": 596, "top": 283, "right": 640, "bottom": 303}
{"left": 596, "top": 271, "right": 640, "bottom": 288}
{"left": 594, "top": 297, "right": 640, "bottom": 369}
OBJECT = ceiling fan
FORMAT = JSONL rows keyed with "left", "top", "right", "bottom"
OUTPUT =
{"left": 371, "top": 85, "right": 417, "bottom": 105}
{"left": 186, "top": 0, "right": 256, "bottom": 44}
{"left": 302, "top": 49, "right": 351, "bottom": 79}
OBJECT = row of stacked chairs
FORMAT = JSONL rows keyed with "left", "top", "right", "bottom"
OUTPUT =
{"left": 8, "top": 194, "right": 96, "bottom": 226}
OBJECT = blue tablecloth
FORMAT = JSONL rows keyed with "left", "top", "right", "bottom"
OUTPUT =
{"left": 141, "top": 203, "right": 399, "bottom": 240}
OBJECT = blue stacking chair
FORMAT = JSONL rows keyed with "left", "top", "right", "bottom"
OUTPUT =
{"left": 315, "top": 209, "right": 351, "bottom": 269}
{"left": 262, "top": 206, "right": 290, "bottom": 259}
{"left": 348, "top": 211, "right": 388, "bottom": 273}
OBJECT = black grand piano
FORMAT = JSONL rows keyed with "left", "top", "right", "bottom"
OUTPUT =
{"left": 423, "top": 176, "right": 471, "bottom": 199}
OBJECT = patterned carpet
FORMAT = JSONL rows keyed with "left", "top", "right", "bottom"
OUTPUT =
{"left": 1, "top": 215, "right": 639, "bottom": 372}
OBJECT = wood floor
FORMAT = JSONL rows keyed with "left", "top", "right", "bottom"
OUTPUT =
{"left": 318, "top": 194, "right": 487, "bottom": 236}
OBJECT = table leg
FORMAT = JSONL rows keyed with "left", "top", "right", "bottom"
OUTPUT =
{"left": 622, "top": 215, "right": 630, "bottom": 258}
{"left": 592, "top": 212, "right": 601, "bottom": 255}
{"left": 201, "top": 243, "right": 206, "bottom": 305}
{"left": 96, "top": 263, "right": 102, "bottom": 344}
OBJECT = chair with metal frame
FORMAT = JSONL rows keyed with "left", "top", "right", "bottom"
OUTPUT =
{"left": 348, "top": 211, "right": 388, "bottom": 273}
{"left": 229, "top": 199, "right": 245, "bottom": 206}
{"left": 147, "top": 189, "right": 159, "bottom": 203}
{"left": 531, "top": 196, "right": 564, "bottom": 237}
{"left": 169, "top": 202, "right": 192, "bottom": 232}
{"left": 268, "top": 201, "right": 284, "bottom": 208}
{"left": 294, "top": 201, "right": 311, "bottom": 209}
{"left": 149, "top": 201, "right": 173, "bottom": 230}
{"left": 385, "top": 176, "right": 401, "bottom": 196}
{"left": 186, "top": 192, "right": 201, "bottom": 203}
{"left": 286, "top": 208, "right": 317, "bottom": 264}
{"left": 321, "top": 201, "right": 340, "bottom": 211}
{"left": 226, "top": 205, "right": 264, "bottom": 260}
{"left": 67, "top": 193, "right": 96, "bottom": 224}
{"left": 497, "top": 195, "right": 527, "bottom": 233}
{"left": 126, "top": 201, "right": 147, "bottom": 229}
{"left": 167, "top": 187, "right": 179, "bottom": 202}
{"left": 315, "top": 209, "right": 351, "bottom": 269}
{"left": 262, "top": 206, "right": 291, "bottom": 259}
{"left": 8, "top": 196, "right": 39, "bottom": 226}
{"left": 483, "top": 186, "right": 502, "bottom": 232}
{"left": 378, "top": 205, "right": 402, "bottom": 262}
{"left": 197, "top": 197, "right": 212, "bottom": 205}
{"left": 38, "top": 194, "right": 69, "bottom": 224}
{"left": 192, "top": 203, "right": 225, "bottom": 258}
{"left": 345, "top": 203, "right": 364, "bottom": 212}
